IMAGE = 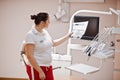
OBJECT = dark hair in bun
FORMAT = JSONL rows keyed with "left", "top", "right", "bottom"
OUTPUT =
{"left": 30, "top": 12, "right": 49, "bottom": 25}
{"left": 31, "top": 15, "right": 37, "bottom": 20}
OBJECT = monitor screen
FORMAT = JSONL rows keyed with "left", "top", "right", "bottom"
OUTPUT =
{"left": 73, "top": 16, "right": 99, "bottom": 40}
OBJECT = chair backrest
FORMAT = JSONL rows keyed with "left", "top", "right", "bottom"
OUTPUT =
{"left": 21, "top": 51, "right": 27, "bottom": 66}
{"left": 21, "top": 44, "right": 36, "bottom": 80}
{"left": 20, "top": 43, "right": 29, "bottom": 66}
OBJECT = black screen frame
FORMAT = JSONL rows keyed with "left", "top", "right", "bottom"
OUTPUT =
{"left": 74, "top": 16, "right": 99, "bottom": 40}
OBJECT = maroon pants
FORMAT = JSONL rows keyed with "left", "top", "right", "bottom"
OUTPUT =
{"left": 26, "top": 65, "right": 54, "bottom": 80}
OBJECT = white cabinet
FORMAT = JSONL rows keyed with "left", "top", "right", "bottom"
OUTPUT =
{"left": 70, "top": 50, "right": 114, "bottom": 80}
{"left": 52, "top": 54, "right": 71, "bottom": 76}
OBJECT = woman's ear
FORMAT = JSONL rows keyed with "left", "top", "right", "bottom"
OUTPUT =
{"left": 40, "top": 21, "right": 46, "bottom": 26}
{"left": 41, "top": 21, "right": 45, "bottom": 24}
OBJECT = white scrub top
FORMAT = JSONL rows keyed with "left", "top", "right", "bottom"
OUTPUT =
{"left": 25, "top": 27, "right": 53, "bottom": 66}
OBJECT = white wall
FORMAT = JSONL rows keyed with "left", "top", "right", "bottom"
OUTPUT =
{"left": 0, "top": 0, "right": 69, "bottom": 78}
{"left": 0, "top": 0, "right": 117, "bottom": 78}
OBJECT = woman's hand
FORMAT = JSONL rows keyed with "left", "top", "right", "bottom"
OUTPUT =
{"left": 67, "top": 32, "right": 73, "bottom": 38}
{"left": 39, "top": 71, "right": 46, "bottom": 80}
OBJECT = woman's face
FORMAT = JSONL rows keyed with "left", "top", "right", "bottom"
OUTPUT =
{"left": 38, "top": 16, "right": 50, "bottom": 29}
{"left": 44, "top": 17, "right": 50, "bottom": 28}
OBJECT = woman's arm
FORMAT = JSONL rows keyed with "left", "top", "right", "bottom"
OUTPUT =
{"left": 52, "top": 33, "right": 72, "bottom": 47}
{"left": 25, "top": 44, "right": 46, "bottom": 80}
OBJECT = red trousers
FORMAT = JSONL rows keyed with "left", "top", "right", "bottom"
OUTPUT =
{"left": 26, "top": 65, "right": 54, "bottom": 80}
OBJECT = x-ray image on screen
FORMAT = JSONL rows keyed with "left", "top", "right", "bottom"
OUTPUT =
{"left": 73, "top": 16, "right": 99, "bottom": 40}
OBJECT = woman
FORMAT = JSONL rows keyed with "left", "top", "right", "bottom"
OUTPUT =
{"left": 24, "top": 12, "right": 72, "bottom": 80}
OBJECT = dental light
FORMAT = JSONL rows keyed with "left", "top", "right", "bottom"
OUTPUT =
{"left": 54, "top": 5, "right": 66, "bottom": 20}
{"left": 109, "top": 8, "right": 119, "bottom": 15}
{"left": 54, "top": 9, "right": 66, "bottom": 20}
{"left": 54, "top": 0, "right": 66, "bottom": 20}
{"left": 54, "top": 0, "right": 69, "bottom": 22}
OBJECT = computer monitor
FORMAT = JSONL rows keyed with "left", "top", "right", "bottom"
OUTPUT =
{"left": 74, "top": 16, "right": 99, "bottom": 40}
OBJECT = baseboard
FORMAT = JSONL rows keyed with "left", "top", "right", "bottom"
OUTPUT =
{"left": 0, "top": 77, "right": 28, "bottom": 80}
